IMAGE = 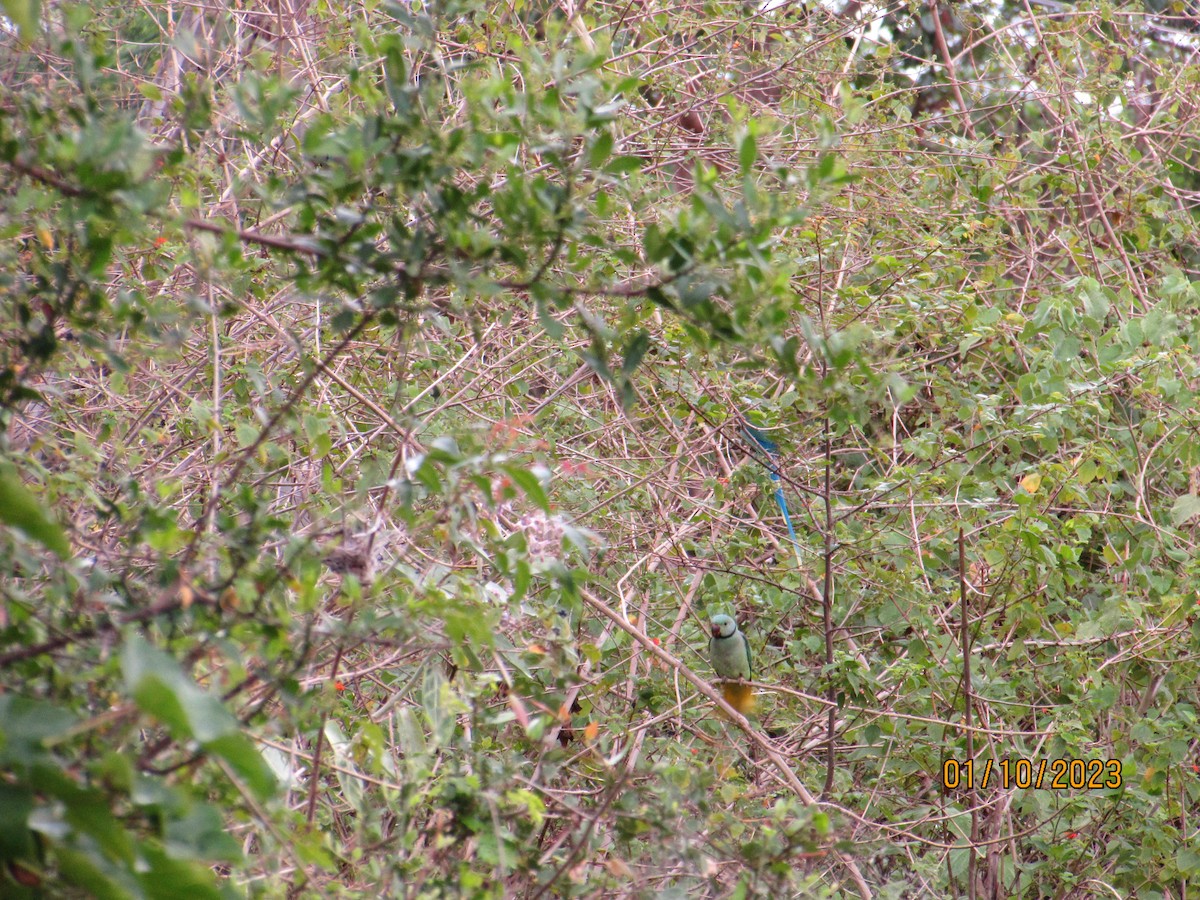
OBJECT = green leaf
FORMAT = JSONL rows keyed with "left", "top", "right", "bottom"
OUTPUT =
{"left": 812, "top": 811, "right": 830, "bottom": 835}
{"left": 501, "top": 464, "right": 549, "bottom": 511}
{"left": 605, "top": 155, "right": 643, "bottom": 175}
{"left": 52, "top": 845, "right": 129, "bottom": 900}
{"left": 163, "top": 804, "right": 241, "bottom": 862}
{"left": 1, "top": 0, "right": 40, "bottom": 41}
{"left": 122, "top": 636, "right": 276, "bottom": 799}
{"left": 138, "top": 844, "right": 225, "bottom": 900}
{"left": 588, "top": 130, "right": 614, "bottom": 168}
{"left": 0, "top": 463, "right": 70, "bottom": 559}
{"left": 620, "top": 331, "right": 650, "bottom": 377}
{"left": 738, "top": 131, "right": 757, "bottom": 176}
{"left": 1079, "top": 277, "right": 1110, "bottom": 320}
{"left": 0, "top": 783, "right": 36, "bottom": 861}
{"left": 1178, "top": 846, "right": 1200, "bottom": 875}
{"left": 1170, "top": 493, "right": 1200, "bottom": 526}
{"left": 0, "top": 696, "right": 77, "bottom": 765}
{"left": 204, "top": 733, "right": 277, "bottom": 800}
{"left": 422, "top": 668, "right": 455, "bottom": 747}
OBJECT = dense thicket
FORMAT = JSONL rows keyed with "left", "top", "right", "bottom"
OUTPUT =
{"left": 3, "top": 1, "right": 1200, "bottom": 897}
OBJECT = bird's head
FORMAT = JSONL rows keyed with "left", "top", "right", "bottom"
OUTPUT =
{"left": 710, "top": 614, "right": 737, "bottom": 639}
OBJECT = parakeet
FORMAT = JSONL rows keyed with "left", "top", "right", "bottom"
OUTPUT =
{"left": 709, "top": 614, "right": 755, "bottom": 715}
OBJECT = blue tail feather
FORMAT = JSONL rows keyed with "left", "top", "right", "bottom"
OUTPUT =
{"left": 741, "top": 421, "right": 798, "bottom": 548}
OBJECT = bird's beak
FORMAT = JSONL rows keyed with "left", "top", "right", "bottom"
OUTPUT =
{"left": 711, "top": 624, "right": 721, "bottom": 637}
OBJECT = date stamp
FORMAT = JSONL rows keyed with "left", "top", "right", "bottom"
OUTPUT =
{"left": 941, "top": 758, "right": 1123, "bottom": 791}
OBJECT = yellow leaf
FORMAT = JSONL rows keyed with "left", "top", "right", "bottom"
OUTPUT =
{"left": 604, "top": 855, "right": 632, "bottom": 878}
{"left": 219, "top": 587, "right": 239, "bottom": 610}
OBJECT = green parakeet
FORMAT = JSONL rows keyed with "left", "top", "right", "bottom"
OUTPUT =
{"left": 709, "top": 614, "right": 755, "bottom": 715}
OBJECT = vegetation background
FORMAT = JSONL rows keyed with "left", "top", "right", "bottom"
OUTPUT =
{"left": 3, "top": 0, "right": 1200, "bottom": 896}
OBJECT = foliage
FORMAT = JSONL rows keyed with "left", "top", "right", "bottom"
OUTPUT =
{"left": 2, "top": 0, "right": 1200, "bottom": 897}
